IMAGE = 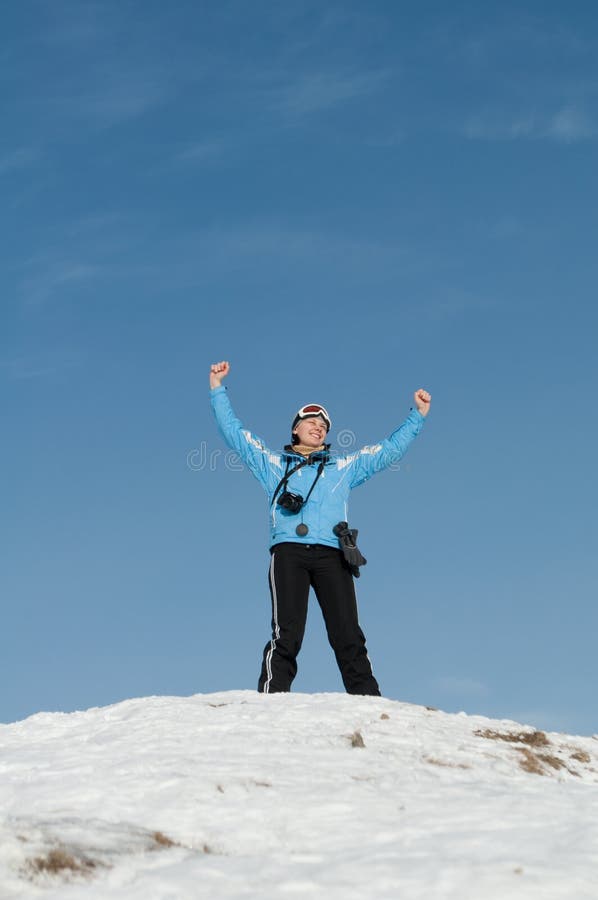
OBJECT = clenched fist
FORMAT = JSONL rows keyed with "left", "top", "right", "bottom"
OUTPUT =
{"left": 414, "top": 389, "right": 431, "bottom": 417}
{"left": 210, "top": 360, "right": 230, "bottom": 389}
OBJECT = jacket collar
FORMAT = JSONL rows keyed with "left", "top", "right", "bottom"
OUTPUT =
{"left": 282, "top": 443, "right": 331, "bottom": 464}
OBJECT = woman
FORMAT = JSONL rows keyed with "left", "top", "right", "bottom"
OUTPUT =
{"left": 210, "top": 360, "right": 431, "bottom": 696}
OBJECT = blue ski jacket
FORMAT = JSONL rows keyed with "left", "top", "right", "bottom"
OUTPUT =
{"left": 210, "top": 385, "right": 425, "bottom": 550}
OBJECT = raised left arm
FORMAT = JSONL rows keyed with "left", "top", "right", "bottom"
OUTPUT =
{"left": 342, "top": 389, "right": 431, "bottom": 489}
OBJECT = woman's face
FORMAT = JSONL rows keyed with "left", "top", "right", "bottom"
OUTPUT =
{"left": 293, "top": 415, "right": 328, "bottom": 448}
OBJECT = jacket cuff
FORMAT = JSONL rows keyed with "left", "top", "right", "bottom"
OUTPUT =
{"left": 408, "top": 406, "right": 425, "bottom": 424}
{"left": 210, "top": 385, "right": 227, "bottom": 395}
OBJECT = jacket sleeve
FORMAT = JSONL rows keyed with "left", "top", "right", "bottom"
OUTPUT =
{"left": 210, "top": 386, "right": 276, "bottom": 490}
{"left": 340, "top": 408, "right": 426, "bottom": 489}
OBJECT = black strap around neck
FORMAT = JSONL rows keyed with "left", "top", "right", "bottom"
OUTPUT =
{"left": 301, "top": 459, "right": 325, "bottom": 506}
{"left": 270, "top": 456, "right": 325, "bottom": 508}
{"left": 270, "top": 458, "right": 309, "bottom": 507}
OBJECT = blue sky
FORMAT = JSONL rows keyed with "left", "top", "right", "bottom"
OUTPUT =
{"left": 2, "top": 1, "right": 597, "bottom": 735}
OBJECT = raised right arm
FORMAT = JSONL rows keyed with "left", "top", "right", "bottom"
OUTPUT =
{"left": 209, "top": 361, "right": 277, "bottom": 488}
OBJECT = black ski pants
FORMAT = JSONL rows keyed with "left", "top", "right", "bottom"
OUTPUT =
{"left": 258, "top": 542, "right": 380, "bottom": 696}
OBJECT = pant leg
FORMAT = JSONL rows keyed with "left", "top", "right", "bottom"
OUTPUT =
{"left": 258, "top": 543, "right": 311, "bottom": 693}
{"left": 310, "top": 546, "right": 380, "bottom": 696}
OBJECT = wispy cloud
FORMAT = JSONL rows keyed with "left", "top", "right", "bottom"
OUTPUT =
{"left": 364, "top": 130, "right": 405, "bottom": 148}
{"left": 8, "top": 214, "right": 137, "bottom": 309}
{"left": 19, "top": 258, "right": 101, "bottom": 306}
{"left": 546, "top": 106, "right": 597, "bottom": 142}
{"left": 106, "top": 219, "right": 489, "bottom": 324}
{"left": 144, "top": 222, "right": 415, "bottom": 289}
{"left": 417, "top": 292, "right": 497, "bottom": 323}
{"left": 270, "top": 68, "right": 388, "bottom": 119}
{"left": 0, "top": 147, "right": 40, "bottom": 176}
{"left": 174, "top": 140, "right": 226, "bottom": 165}
{"left": 40, "top": 64, "right": 172, "bottom": 130}
{"left": 11, "top": 215, "right": 487, "bottom": 320}
{"left": 464, "top": 105, "right": 597, "bottom": 143}
{"left": 1, "top": 350, "right": 84, "bottom": 381}
{"left": 38, "top": 0, "right": 108, "bottom": 46}
{"left": 464, "top": 115, "right": 535, "bottom": 141}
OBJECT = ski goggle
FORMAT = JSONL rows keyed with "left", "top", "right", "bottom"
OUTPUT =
{"left": 292, "top": 404, "right": 332, "bottom": 432}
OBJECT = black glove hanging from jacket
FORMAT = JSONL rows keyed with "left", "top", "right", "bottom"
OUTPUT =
{"left": 333, "top": 522, "right": 367, "bottom": 578}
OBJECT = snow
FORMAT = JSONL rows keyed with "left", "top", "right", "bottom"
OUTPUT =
{"left": 1, "top": 691, "right": 597, "bottom": 899}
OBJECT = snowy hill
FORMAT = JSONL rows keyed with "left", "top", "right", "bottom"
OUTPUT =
{"left": 1, "top": 692, "right": 597, "bottom": 900}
